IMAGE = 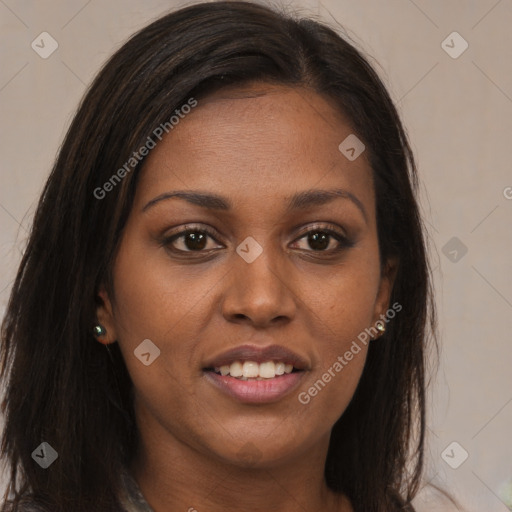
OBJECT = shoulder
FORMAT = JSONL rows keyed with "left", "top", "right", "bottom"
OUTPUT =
{"left": 1, "top": 500, "right": 49, "bottom": 512}
{"left": 2, "top": 466, "right": 148, "bottom": 512}
{"left": 3, "top": 498, "right": 130, "bottom": 512}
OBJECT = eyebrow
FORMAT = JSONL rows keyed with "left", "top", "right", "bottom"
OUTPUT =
{"left": 142, "top": 188, "right": 367, "bottom": 223}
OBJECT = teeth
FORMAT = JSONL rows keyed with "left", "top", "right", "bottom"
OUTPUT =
{"left": 229, "top": 361, "right": 243, "bottom": 378}
{"left": 259, "top": 361, "right": 275, "bottom": 378}
{"left": 213, "top": 360, "right": 296, "bottom": 379}
{"left": 242, "top": 361, "right": 259, "bottom": 378}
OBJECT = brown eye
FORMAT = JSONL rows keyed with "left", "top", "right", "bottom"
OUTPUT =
{"left": 163, "top": 227, "right": 223, "bottom": 253}
{"left": 306, "top": 232, "right": 331, "bottom": 251}
{"left": 182, "top": 232, "right": 207, "bottom": 251}
{"left": 293, "top": 229, "right": 350, "bottom": 252}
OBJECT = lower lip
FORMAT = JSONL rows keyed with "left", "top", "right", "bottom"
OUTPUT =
{"left": 203, "top": 371, "right": 305, "bottom": 404}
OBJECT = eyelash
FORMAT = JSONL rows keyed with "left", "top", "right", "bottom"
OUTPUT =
{"left": 161, "top": 223, "right": 353, "bottom": 256}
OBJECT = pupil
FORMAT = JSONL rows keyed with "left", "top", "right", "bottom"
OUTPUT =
{"left": 185, "top": 232, "right": 206, "bottom": 250}
{"left": 308, "top": 232, "right": 329, "bottom": 250}
{"left": 183, "top": 232, "right": 331, "bottom": 251}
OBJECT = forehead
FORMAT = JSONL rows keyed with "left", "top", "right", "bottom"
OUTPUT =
{"left": 134, "top": 82, "right": 374, "bottom": 213}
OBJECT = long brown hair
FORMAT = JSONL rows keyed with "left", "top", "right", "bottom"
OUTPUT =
{"left": 1, "top": 2, "right": 437, "bottom": 511}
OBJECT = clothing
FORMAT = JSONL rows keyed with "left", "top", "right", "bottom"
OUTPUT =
{"left": 6, "top": 467, "right": 153, "bottom": 512}
{"left": 7, "top": 469, "right": 420, "bottom": 511}
{"left": 118, "top": 467, "right": 154, "bottom": 512}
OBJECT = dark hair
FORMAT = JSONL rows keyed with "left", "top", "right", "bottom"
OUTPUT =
{"left": 1, "top": 2, "right": 438, "bottom": 511}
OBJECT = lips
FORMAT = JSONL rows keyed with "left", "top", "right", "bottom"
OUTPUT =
{"left": 202, "top": 344, "right": 309, "bottom": 371}
{"left": 202, "top": 344, "right": 309, "bottom": 404}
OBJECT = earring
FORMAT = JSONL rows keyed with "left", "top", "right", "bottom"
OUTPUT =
{"left": 93, "top": 324, "right": 106, "bottom": 337}
{"left": 375, "top": 322, "right": 386, "bottom": 338}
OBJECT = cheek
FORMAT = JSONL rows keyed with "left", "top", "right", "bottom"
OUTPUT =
{"left": 294, "top": 251, "right": 379, "bottom": 420}
{"left": 109, "top": 237, "right": 214, "bottom": 395}
{"left": 109, "top": 246, "right": 206, "bottom": 436}
{"left": 110, "top": 231, "right": 215, "bottom": 341}
{"left": 297, "top": 303, "right": 370, "bottom": 428}
{"left": 306, "top": 250, "right": 381, "bottom": 353}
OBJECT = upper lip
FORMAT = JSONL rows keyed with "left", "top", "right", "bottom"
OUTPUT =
{"left": 203, "top": 344, "right": 309, "bottom": 371}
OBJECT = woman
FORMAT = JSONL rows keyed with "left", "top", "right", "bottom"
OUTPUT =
{"left": 0, "top": 2, "right": 439, "bottom": 511}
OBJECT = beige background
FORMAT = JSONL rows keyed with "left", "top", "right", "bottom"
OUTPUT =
{"left": 1, "top": 1, "right": 511, "bottom": 511}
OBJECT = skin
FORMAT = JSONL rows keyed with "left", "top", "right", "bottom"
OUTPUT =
{"left": 96, "top": 82, "right": 398, "bottom": 512}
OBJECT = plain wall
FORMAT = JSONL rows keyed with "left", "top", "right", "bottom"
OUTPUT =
{"left": 1, "top": 1, "right": 511, "bottom": 511}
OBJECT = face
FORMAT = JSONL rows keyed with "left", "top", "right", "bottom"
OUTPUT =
{"left": 97, "top": 82, "right": 397, "bottom": 469}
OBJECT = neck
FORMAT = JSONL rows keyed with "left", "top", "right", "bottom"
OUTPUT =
{"left": 129, "top": 407, "right": 351, "bottom": 512}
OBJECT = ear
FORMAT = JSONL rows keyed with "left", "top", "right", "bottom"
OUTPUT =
{"left": 372, "top": 256, "right": 399, "bottom": 324}
{"left": 94, "top": 285, "right": 118, "bottom": 345}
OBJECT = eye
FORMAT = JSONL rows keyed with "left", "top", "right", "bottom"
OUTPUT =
{"left": 163, "top": 226, "right": 223, "bottom": 253}
{"left": 161, "top": 224, "right": 353, "bottom": 255}
{"left": 291, "top": 226, "right": 353, "bottom": 252}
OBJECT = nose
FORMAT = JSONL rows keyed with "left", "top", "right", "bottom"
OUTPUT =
{"left": 221, "top": 246, "right": 297, "bottom": 327}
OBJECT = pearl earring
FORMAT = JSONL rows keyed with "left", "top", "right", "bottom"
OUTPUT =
{"left": 375, "top": 322, "right": 386, "bottom": 337}
{"left": 93, "top": 324, "right": 106, "bottom": 337}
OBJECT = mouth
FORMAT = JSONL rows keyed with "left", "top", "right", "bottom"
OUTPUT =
{"left": 202, "top": 345, "right": 308, "bottom": 404}
{"left": 203, "top": 360, "right": 303, "bottom": 380}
